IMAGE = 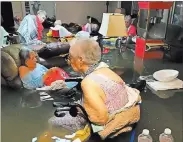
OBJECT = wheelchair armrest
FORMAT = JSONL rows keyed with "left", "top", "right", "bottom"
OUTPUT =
{"left": 65, "top": 77, "right": 83, "bottom": 83}
{"left": 53, "top": 102, "right": 70, "bottom": 107}
{"left": 53, "top": 101, "right": 76, "bottom": 107}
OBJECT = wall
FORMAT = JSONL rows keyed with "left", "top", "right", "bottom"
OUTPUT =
{"left": 11, "top": 1, "right": 24, "bottom": 18}
{"left": 11, "top": 1, "right": 118, "bottom": 24}
{"left": 29, "top": 1, "right": 56, "bottom": 18}
{"left": 55, "top": 1, "right": 118, "bottom": 24}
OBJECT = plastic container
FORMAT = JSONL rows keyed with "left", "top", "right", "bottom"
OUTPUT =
{"left": 159, "top": 128, "right": 174, "bottom": 142}
{"left": 138, "top": 129, "right": 153, "bottom": 142}
{"left": 153, "top": 69, "right": 179, "bottom": 82}
{"left": 38, "top": 132, "right": 53, "bottom": 142}
{"left": 52, "top": 30, "right": 60, "bottom": 38}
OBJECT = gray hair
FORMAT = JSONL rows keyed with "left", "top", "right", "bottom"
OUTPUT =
{"left": 71, "top": 38, "right": 101, "bottom": 65}
{"left": 37, "top": 10, "right": 47, "bottom": 17}
{"left": 19, "top": 48, "right": 32, "bottom": 66}
{"left": 125, "top": 15, "right": 132, "bottom": 22}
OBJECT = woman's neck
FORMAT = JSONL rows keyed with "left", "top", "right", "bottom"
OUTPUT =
{"left": 81, "top": 63, "right": 100, "bottom": 77}
{"left": 80, "top": 64, "right": 90, "bottom": 74}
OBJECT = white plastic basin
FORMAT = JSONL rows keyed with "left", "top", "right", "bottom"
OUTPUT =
{"left": 153, "top": 69, "right": 179, "bottom": 82}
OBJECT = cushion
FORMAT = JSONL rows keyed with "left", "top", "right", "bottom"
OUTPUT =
{"left": 39, "top": 56, "right": 68, "bottom": 69}
{"left": 1, "top": 51, "right": 18, "bottom": 81}
{"left": 7, "top": 76, "right": 23, "bottom": 89}
{"left": 2, "top": 44, "right": 22, "bottom": 67}
{"left": 1, "top": 76, "right": 7, "bottom": 86}
{"left": 38, "top": 42, "right": 70, "bottom": 59}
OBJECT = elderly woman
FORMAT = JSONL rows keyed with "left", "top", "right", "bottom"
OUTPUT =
{"left": 125, "top": 15, "right": 137, "bottom": 37}
{"left": 49, "top": 38, "right": 141, "bottom": 140}
{"left": 18, "top": 10, "right": 47, "bottom": 45}
{"left": 19, "top": 48, "right": 69, "bottom": 89}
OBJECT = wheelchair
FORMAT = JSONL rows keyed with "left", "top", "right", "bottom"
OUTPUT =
{"left": 49, "top": 77, "right": 146, "bottom": 141}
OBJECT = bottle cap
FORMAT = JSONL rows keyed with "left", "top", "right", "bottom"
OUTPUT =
{"left": 164, "top": 128, "right": 171, "bottom": 135}
{"left": 142, "top": 129, "right": 149, "bottom": 135}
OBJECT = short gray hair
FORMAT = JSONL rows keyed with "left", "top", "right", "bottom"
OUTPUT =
{"left": 19, "top": 48, "right": 32, "bottom": 66}
{"left": 71, "top": 38, "right": 101, "bottom": 65}
{"left": 125, "top": 15, "right": 132, "bottom": 22}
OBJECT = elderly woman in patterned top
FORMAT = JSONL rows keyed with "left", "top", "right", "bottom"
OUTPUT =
{"left": 48, "top": 38, "right": 141, "bottom": 140}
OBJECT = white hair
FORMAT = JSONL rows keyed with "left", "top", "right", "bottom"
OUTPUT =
{"left": 125, "top": 15, "right": 132, "bottom": 22}
{"left": 71, "top": 38, "right": 101, "bottom": 65}
{"left": 37, "top": 10, "right": 47, "bottom": 17}
{"left": 54, "top": 20, "right": 62, "bottom": 26}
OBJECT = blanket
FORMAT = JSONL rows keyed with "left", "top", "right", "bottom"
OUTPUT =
{"left": 17, "top": 14, "right": 44, "bottom": 45}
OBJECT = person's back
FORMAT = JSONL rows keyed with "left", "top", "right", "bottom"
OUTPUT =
{"left": 84, "top": 67, "right": 129, "bottom": 114}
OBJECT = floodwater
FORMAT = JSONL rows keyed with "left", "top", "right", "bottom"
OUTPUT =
{"left": 1, "top": 49, "right": 183, "bottom": 142}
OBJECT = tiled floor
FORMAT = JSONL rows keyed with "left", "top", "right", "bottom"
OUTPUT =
{"left": 1, "top": 49, "right": 183, "bottom": 142}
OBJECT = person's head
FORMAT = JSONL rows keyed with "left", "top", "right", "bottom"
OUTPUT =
{"left": 19, "top": 49, "right": 37, "bottom": 68}
{"left": 68, "top": 38, "right": 101, "bottom": 73}
{"left": 54, "top": 20, "right": 62, "bottom": 26}
{"left": 125, "top": 15, "right": 132, "bottom": 28}
{"left": 37, "top": 10, "right": 47, "bottom": 23}
{"left": 87, "top": 16, "right": 92, "bottom": 23}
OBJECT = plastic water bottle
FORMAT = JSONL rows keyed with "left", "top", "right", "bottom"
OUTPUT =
{"left": 159, "top": 128, "right": 174, "bottom": 142}
{"left": 138, "top": 129, "right": 153, "bottom": 142}
{"left": 38, "top": 132, "right": 53, "bottom": 142}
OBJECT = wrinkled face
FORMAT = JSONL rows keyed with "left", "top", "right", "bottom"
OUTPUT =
{"left": 68, "top": 45, "right": 83, "bottom": 73}
{"left": 125, "top": 20, "right": 131, "bottom": 28}
{"left": 25, "top": 52, "right": 37, "bottom": 68}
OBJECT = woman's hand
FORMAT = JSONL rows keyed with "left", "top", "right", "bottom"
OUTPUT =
{"left": 81, "top": 78, "right": 109, "bottom": 125}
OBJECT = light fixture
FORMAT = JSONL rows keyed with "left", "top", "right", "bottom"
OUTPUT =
{"left": 98, "top": 13, "right": 127, "bottom": 52}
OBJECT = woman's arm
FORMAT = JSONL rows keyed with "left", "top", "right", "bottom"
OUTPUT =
{"left": 81, "top": 78, "right": 109, "bottom": 125}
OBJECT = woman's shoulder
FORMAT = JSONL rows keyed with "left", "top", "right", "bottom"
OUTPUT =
{"left": 19, "top": 65, "right": 29, "bottom": 70}
{"left": 130, "top": 24, "right": 136, "bottom": 30}
{"left": 19, "top": 66, "right": 30, "bottom": 78}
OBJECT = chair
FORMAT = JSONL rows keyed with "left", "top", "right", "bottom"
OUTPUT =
{"left": 1, "top": 43, "right": 70, "bottom": 89}
{"left": 52, "top": 78, "right": 146, "bottom": 141}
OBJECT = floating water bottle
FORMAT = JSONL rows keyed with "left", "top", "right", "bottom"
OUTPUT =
{"left": 38, "top": 132, "right": 53, "bottom": 142}
{"left": 138, "top": 129, "right": 153, "bottom": 142}
{"left": 159, "top": 128, "right": 174, "bottom": 142}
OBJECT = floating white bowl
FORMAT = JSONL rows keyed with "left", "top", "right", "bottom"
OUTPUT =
{"left": 153, "top": 69, "right": 179, "bottom": 82}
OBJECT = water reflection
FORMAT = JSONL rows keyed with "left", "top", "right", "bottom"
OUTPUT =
{"left": 1, "top": 48, "right": 183, "bottom": 142}
{"left": 149, "top": 87, "right": 183, "bottom": 99}
{"left": 20, "top": 90, "right": 42, "bottom": 108}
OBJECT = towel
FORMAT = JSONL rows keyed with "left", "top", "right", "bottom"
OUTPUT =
{"left": 147, "top": 78, "right": 183, "bottom": 91}
{"left": 91, "top": 85, "right": 140, "bottom": 134}
{"left": 98, "top": 104, "right": 140, "bottom": 139}
{"left": 92, "top": 86, "right": 141, "bottom": 139}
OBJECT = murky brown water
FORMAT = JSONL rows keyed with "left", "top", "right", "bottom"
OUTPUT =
{"left": 1, "top": 49, "right": 183, "bottom": 142}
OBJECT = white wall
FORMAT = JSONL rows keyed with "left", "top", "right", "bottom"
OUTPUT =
{"left": 55, "top": 1, "right": 118, "bottom": 24}
{"left": 29, "top": 1, "right": 56, "bottom": 18}
{"left": 11, "top": 1, "right": 118, "bottom": 24}
{"left": 11, "top": 1, "right": 24, "bottom": 18}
